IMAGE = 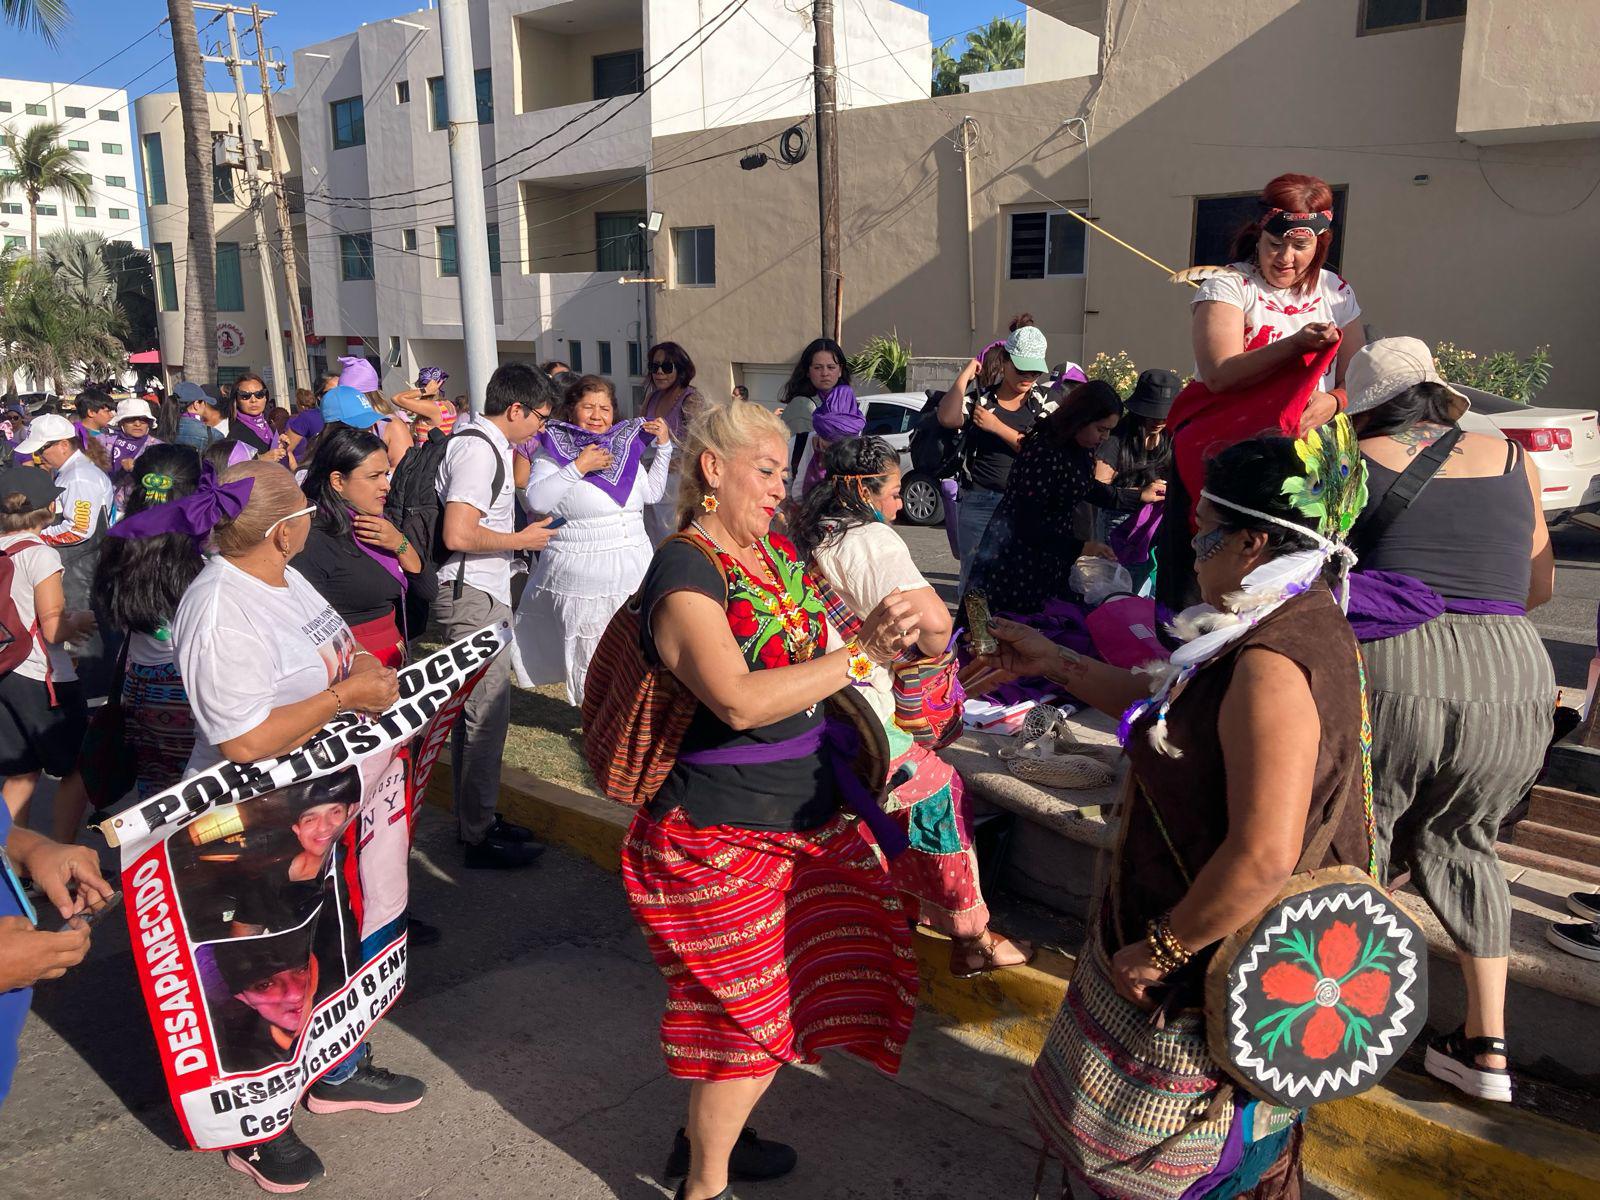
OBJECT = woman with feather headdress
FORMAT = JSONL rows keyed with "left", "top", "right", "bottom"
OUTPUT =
{"left": 973, "top": 421, "right": 1372, "bottom": 1200}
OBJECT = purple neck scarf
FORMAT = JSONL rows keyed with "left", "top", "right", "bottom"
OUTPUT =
{"left": 536, "top": 419, "right": 652, "bottom": 505}
{"left": 345, "top": 508, "right": 407, "bottom": 594}
{"left": 106, "top": 431, "right": 154, "bottom": 468}
{"left": 109, "top": 461, "right": 254, "bottom": 542}
{"left": 234, "top": 410, "right": 274, "bottom": 446}
{"left": 809, "top": 384, "right": 864, "bottom": 441}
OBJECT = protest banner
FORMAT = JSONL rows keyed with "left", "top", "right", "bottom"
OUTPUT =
{"left": 98, "top": 621, "right": 510, "bottom": 1151}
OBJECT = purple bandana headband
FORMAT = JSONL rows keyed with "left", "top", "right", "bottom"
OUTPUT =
{"left": 416, "top": 366, "right": 449, "bottom": 389}
{"left": 108, "top": 461, "right": 255, "bottom": 542}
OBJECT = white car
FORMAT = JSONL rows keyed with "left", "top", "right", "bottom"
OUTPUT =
{"left": 1457, "top": 385, "right": 1600, "bottom": 521}
{"left": 859, "top": 392, "right": 947, "bottom": 525}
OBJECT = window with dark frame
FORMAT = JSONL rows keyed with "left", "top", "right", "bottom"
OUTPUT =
{"left": 142, "top": 133, "right": 167, "bottom": 205}
{"left": 487, "top": 223, "right": 502, "bottom": 275}
{"left": 24, "top": 103, "right": 44, "bottom": 116}
{"left": 1189, "top": 187, "right": 1349, "bottom": 274}
{"left": 596, "top": 211, "right": 645, "bottom": 272}
{"left": 213, "top": 163, "right": 236, "bottom": 205}
{"left": 628, "top": 341, "right": 642, "bottom": 377}
{"left": 64, "top": 105, "right": 85, "bottom": 119}
{"left": 340, "top": 233, "right": 375, "bottom": 281}
{"left": 1359, "top": 0, "right": 1467, "bottom": 34}
{"left": 216, "top": 242, "right": 245, "bottom": 311}
{"left": 437, "top": 225, "right": 458, "bottom": 276}
{"left": 99, "top": 109, "right": 118, "bottom": 122}
{"left": 401, "top": 228, "right": 417, "bottom": 251}
{"left": 108, "top": 207, "right": 128, "bottom": 220}
{"left": 74, "top": 205, "right": 94, "bottom": 218}
{"left": 1007, "top": 209, "right": 1087, "bottom": 279}
{"left": 428, "top": 70, "right": 493, "bottom": 130}
{"left": 105, "top": 174, "right": 126, "bottom": 188}
{"left": 67, "top": 139, "right": 88, "bottom": 151}
{"left": 593, "top": 50, "right": 644, "bottom": 100}
{"left": 331, "top": 96, "right": 365, "bottom": 149}
{"left": 598, "top": 341, "right": 613, "bottom": 374}
{"left": 569, "top": 341, "right": 584, "bottom": 372}
{"left": 672, "top": 226, "right": 715, "bottom": 287}
{"left": 396, "top": 80, "right": 411, "bottom": 104}
{"left": 153, "top": 242, "right": 178, "bottom": 310}
{"left": 101, "top": 142, "right": 122, "bottom": 155}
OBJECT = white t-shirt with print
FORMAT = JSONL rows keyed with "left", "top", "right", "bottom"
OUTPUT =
{"left": 0, "top": 533, "right": 75, "bottom": 682}
{"left": 435, "top": 416, "right": 517, "bottom": 606}
{"left": 1192, "top": 264, "right": 1361, "bottom": 392}
{"left": 812, "top": 521, "right": 932, "bottom": 725}
{"left": 172, "top": 556, "right": 357, "bottom": 774}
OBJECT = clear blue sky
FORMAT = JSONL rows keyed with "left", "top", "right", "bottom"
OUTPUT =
{"left": 0, "top": 1, "right": 1021, "bottom": 101}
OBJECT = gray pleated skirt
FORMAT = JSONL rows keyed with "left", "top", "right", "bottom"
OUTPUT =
{"left": 1365, "top": 613, "right": 1555, "bottom": 958}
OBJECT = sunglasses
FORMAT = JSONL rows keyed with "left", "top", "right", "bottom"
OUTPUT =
{"left": 649, "top": 361, "right": 676, "bottom": 375}
{"left": 236, "top": 389, "right": 267, "bottom": 400}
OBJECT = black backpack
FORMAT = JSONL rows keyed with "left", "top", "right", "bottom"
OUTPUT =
{"left": 384, "top": 425, "right": 506, "bottom": 611}
{"left": 908, "top": 388, "right": 962, "bottom": 479}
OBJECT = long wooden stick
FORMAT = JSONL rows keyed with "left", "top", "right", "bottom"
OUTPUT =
{"left": 1059, "top": 208, "right": 1200, "bottom": 288}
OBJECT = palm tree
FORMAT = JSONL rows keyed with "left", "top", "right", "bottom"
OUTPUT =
{"left": 0, "top": 233, "right": 127, "bottom": 389}
{"left": 0, "top": 123, "right": 92, "bottom": 256}
{"left": 168, "top": 0, "right": 217, "bottom": 385}
{"left": 959, "top": 17, "right": 1027, "bottom": 75}
{"left": 1, "top": 0, "right": 70, "bottom": 45}
{"left": 932, "top": 39, "right": 965, "bottom": 97}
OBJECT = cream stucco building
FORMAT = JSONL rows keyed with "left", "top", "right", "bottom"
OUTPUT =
{"left": 652, "top": 0, "right": 1600, "bottom": 408}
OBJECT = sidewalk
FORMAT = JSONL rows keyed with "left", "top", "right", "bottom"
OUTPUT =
{"left": 0, "top": 807, "right": 1101, "bottom": 1200}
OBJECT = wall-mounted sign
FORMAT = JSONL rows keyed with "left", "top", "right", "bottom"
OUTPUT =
{"left": 217, "top": 321, "right": 245, "bottom": 358}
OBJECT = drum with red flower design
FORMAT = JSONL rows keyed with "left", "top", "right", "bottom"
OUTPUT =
{"left": 1205, "top": 866, "right": 1428, "bottom": 1108}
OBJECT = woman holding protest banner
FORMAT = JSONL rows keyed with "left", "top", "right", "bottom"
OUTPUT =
{"left": 166, "top": 460, "right": 423, "bottom": 1194}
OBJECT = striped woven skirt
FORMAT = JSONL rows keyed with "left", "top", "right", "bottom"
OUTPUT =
{"left": 621, "top": 807, "right": 920, "bottom": 1081}
{"left": 122, "top": 660, "right": 196, "bottom": 800}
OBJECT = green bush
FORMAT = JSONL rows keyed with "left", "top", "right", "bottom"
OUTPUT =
{"left": 850, "top": 331, "right": 911, "bottom": 394}
{"left": 1433, "top": 342, "right": 1551, "bottom": 405}
{"left": 1086, "top": 350, "right": 1139, "bottom": 399}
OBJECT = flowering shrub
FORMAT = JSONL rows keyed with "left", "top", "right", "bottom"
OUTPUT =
{"left": 1433, "top": 342, "right": 1551, "bottom": 405}
{"left": 1086, "top": 350, "right": 1139, "bottom": 398}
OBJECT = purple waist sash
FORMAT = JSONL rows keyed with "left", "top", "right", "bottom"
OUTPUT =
{"left": 1348, "top": 569, "right": 1525, "bottom": 643}
{"left": 677, "top": 718, "right": 908, "bottom": 857}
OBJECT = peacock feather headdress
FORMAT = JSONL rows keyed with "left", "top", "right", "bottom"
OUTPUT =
{"left": 1281, "top": 413, "right": 1368, "bottom": 543}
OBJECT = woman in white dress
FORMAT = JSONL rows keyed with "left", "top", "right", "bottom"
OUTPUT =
{"left": 512, "top": 375, "right": 673, "bottom": 705}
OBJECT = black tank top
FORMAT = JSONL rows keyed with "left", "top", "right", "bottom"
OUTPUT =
{"left": 1358, "top": 441, "right": 1534, "bottom": 605}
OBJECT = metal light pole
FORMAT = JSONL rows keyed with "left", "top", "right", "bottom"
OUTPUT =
{"left": 438, "top": 0, "right": 497, "bottom": 413}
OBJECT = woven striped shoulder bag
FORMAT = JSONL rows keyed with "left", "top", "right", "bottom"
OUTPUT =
{"left": 581, "top": 534, "right": 726, "bottom": 806}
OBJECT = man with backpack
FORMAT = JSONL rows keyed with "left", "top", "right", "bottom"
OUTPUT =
{"left": 433, "top": 363, "right": 558, "bottom": 869}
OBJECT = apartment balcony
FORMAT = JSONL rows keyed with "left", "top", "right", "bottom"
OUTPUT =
{"left": 1456, "top": 0, "right": 1600, "bottom": 144}
{"left": 514, "top": 0, "right": 645, "bottom": 117}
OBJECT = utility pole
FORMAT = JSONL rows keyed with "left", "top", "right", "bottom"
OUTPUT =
{"left": 251, "top": 4, "right": 310, "bottom": 396}
{"left": 813, "top": 0, "right": 842, "bottom": 341}
{"left": 439, "top": 0, "right": 498, "bottom": 414}
{"left": 200, "top": 2, "right": 289, "bottom": 407}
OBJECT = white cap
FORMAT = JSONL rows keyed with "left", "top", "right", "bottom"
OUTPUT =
{"left": 15, "top": 413, "right": 78, "bottom": 456}
{"left": 114, "top": 398, "right": 156, "bottom": 426}
{"left": 1345, "top": 337, "right": 1471, "bottom": 421}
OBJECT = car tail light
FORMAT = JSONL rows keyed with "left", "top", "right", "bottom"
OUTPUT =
{"left": 1504, "top": 427, "right": 1573, "bottom": 452}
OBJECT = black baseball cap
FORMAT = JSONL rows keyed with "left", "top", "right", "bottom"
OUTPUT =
{"left": 0, "top": 465, "right": 65, "bottom": 510}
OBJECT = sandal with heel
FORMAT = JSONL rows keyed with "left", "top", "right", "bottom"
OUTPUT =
{"left": 949, "top": 930, "right": 1035, "bottom": 979}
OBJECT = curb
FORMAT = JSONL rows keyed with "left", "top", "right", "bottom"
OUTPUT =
{"left": 425, "top": 765, "right": 1600, "bottom": 1200}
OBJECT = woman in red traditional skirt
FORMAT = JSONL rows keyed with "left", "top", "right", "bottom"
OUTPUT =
{"left": 623, "top": 398, "right": 924, "bottom": 1200}
{"left": 296, "top": 424, "right": 422, "bottom": 668}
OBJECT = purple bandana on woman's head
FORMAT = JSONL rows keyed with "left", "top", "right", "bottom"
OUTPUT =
{"left": 338, "top": 356, "right": 380, "bottom": 393}
{"left": 108, "top": 461, "right": 254, "bottom": 542}
{"left": 536, "top": 418, "right": 653, "bottom": 505}
{"left": 416, "top": 366, "right": 449, "bottom": 390}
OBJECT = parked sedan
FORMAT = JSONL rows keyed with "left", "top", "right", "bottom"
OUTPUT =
{"left": 860, "top": 392, "right": 946, "bottom": 525}
{"left": 1457, "top": 384, "right": 1600, "bottom": 521}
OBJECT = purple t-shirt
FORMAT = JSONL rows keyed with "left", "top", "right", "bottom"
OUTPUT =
{"left": 286, "top": 411, "right": 324, "bottom": 440}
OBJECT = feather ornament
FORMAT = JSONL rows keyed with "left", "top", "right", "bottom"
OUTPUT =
{"left": 1170, "top": 265, "right": 1244, "bottom": 286}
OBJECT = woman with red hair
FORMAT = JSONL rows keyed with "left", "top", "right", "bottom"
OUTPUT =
{"left": 1191, "top": 173, "right": 1365, "bottom": 432}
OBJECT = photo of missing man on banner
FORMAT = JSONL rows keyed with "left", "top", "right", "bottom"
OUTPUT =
{"left": 166, "top": 769, "right": 364, "bottom": 943}
{"left": 199, "top": 931, "right": 320, "bottom": 1074}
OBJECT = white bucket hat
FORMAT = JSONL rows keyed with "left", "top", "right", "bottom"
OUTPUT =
{"left": 1345, "top": 337, "right": 1471, "bottom": 421}
{"left": 114, "top": 398, "right": 156, "bottom": 426}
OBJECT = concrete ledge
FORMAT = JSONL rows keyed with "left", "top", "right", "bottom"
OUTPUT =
{"left": 425, "top": 762, "right": 1600, "bottom": 1200}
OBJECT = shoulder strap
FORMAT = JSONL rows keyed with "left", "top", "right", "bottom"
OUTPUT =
{"left": 1349, "top": 426, "right": 1463, "bottom": 558}
{"left": 451, "top": 426, "right": 506, "bottom": 500}
{"left": 664, "top": 531, "right": 730, "bottom": 595}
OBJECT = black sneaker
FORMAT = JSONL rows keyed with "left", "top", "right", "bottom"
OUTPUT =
{"left": 1548, "top": 920, "right": 1600, "bottom": 962}
{"left": 406, "top": 916, "right": 442, "bottom": 947}
{"left": 224, "top": 1126, "right": 324, "bottom": 1193}
{"left": 663, "top": 1126, "right": 797, "bottom": 1184}
{"left": 304, "top": 1060, "right": 426, "bottom": 1115}
{"left": 1568, "top": 891, "right": 1600, "bottom": 922}
{"left": 487, "top": 814, "right": 536, "bottom": 844}
{"left": 463, "top": 838, "right": 544, "bottom": 869}
{"left": 672, "top": 1187, "right": 732, "bottom": 1200}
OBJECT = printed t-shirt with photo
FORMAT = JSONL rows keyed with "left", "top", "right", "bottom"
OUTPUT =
{"left": 172, "top": 555, "right": 358, "bottom": 774}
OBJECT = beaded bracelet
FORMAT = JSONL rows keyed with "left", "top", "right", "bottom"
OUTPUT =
{"left": 1145, "top": 913, "right": 1193, "bottom": 976}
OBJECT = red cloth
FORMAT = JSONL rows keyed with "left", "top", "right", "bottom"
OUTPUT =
{"left": 1168, "top": 342, "right": 1339, "bottom": 531}
{"left": 350, "top": 612, "right": 405, "bottom": 668}
{"left": 621, "top": 808, "right": 919, "bottom": 1081}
